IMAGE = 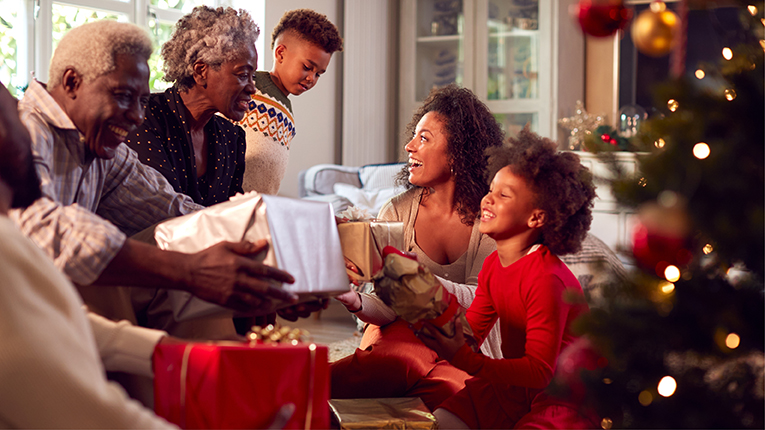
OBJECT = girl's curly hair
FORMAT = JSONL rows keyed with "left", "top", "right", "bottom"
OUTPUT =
{"left": 396, "top": 84, "right": 505, "bottom": 226}
{"left": 161, "top": 6, "right": 260, "bottom": 91}
{"left": 486, "top": 127, "right": 597, "bottom": 255}
{"left": 271, "top": 9, "right": 343, "bottom": 53}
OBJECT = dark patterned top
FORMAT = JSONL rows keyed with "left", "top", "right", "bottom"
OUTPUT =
{"left": 126, "top": 86, "right": 246, "bottom": 206}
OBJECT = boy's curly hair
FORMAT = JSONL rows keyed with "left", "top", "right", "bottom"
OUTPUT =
{"left": 396, "top": 84, "right": 505, "bottom": 226}
{"left": 486, "top": 127, "right": 596, "bottom": 255}
{"left": 271, "top": 9, "right": 343, "bottom": 54}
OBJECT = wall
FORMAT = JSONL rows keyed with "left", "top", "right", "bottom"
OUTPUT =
{"left": 585, "top": 33, "right": 619, "bottom": 126}
{"left": 341, "top": 1, "right": 399, "bottom": 167}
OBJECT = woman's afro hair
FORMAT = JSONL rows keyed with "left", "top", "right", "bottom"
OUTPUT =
{"left": 396, "top": 84, "right": 504, "bottom": 226}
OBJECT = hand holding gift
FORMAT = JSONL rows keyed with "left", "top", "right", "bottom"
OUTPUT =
{"left": 155, "top": 192, "right": 349, "bottom": 321}
{"left": 182, "top": 239, "right": 297, "bottom": 314}
{"left": 336, "top": 207, "right": 404, "bottom": 283}
{"left": 372, "top": 247, "right": 478, "bottom": 353}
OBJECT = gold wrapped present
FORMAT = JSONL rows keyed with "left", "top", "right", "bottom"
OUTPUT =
{"left": 337, "top": 220, "right": 404, "bottom": 283}
{"left": 329, "top": 397, "right": 436, "bottom": 429}
{"left": 373, "top": 252, "right": 477, "bottom": 347}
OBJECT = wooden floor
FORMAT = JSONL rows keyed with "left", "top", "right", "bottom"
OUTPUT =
{"left": 276, "top": 299, "right": 359, "bottom": 346}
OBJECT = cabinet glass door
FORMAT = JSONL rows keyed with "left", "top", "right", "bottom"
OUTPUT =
{"left": 483, "top": 0, "right": 543, "bottom": 137}
{"left": 414, "top": 0, "right": 466, "bottom": 101}
{"left": 487, "top": 0, "right": 539, "bottom": 101}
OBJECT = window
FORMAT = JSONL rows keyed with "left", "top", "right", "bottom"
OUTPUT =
{"left": 619, "top": 1, "right": 746, "bottom": 114}
{"left": 0, "top": 0, "right": 248, "bottom": 95}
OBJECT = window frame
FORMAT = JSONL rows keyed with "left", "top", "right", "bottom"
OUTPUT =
{"left": 5, "top": 0, "right": 232, "bottom": 91}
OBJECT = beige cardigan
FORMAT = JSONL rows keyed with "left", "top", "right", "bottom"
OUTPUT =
{"left": 356, "top": 188, "right": 503, "bottom": 359}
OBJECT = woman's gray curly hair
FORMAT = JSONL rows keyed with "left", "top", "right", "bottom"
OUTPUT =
{"left": 162, "top": 6, "right": 260, "bottom": 91}
{"left": 48, "top": 20, "right": 152, "bottom": 88}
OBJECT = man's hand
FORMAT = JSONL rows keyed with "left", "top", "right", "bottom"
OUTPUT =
{"left": 184, "top": 240, "right": 298, "bottom": 314}
{"left": 276, "top": 298, "right": 329, "bottom": 322}
{"left": 416, "top": 315, "right": 466, "bottom": 362}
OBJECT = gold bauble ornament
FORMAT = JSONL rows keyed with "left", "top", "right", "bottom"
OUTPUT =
{"left": 630, "top": 4, "right": 680, "bottom": 57}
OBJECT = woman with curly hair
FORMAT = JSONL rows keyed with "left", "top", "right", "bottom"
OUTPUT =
{"left": 125, "top": 6, "right": 258, "bottom": 206}
{"left": 239, "top": 8, "right": 342, "bottom": 195}
{"left": 332, "top": 84, "right": 505, "bottom": 411}
{"left": 419, "top": 127, "right": 597, "bottom": 429}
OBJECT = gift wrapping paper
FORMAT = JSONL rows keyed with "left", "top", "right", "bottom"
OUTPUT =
{"left": 153, "top": 192, "right": 349, "bottom": 321}
{"left": 154, "top": 341, "right": 330, "bottom": 429}
{"left": 337, "top": 220, "right": 404, "bottom": 282}
{"left": 329, "top": 397, "right": 436, "bottom": 429}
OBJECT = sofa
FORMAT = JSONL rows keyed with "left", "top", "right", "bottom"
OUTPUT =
{"left": 298, "top": 162, "right": 628, "bottom": 307}
{"left": 298, "top": 162, "right": 407, "bottom": 217}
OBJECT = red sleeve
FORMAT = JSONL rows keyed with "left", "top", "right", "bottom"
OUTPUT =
{"left": 451, "top": 272, "right": 571, "bottom": 389}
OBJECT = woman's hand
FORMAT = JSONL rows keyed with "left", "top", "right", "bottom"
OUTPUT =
{"left": 416, "top": 315, "right": 466, "bottom": 362}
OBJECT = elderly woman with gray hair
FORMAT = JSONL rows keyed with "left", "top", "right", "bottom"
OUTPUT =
{"left": 126, "top": 5, "right": 258, "bottom": 206}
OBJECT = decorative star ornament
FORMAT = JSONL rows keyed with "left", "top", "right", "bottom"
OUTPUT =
{"left": 558, "top": 100, "right": 605, "bottom": 150}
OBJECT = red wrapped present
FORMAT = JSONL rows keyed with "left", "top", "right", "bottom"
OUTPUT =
{"left": 153, "top": 341, "right": 330, "bottom": 429}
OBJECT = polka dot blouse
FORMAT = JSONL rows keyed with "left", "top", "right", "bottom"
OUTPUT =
{"left": 126, "top": 86, "right": 246, "bottom": 207}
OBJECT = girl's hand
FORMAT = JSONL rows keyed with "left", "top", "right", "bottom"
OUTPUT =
{"left": 335, "top": 284, "right": 362, "bottom": 312}
{"left": 416, "top": 315, "right": 466, "bottom": 361}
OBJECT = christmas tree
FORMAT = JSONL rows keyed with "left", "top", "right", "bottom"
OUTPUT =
{"left": 564, "top": 1, "right": 764, "bottom": 428}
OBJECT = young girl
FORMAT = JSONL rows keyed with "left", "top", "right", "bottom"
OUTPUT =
{"left": 419, "top": 127, "right": 598, "bottom": 429}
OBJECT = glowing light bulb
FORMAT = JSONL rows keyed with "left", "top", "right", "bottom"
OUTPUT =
{"left": 638, "top": 177, "right": 647, "bottom": 187}
{"left": 695, "top": 69, "right": 705, "bottom": 79}
{"left": 703, "top": 243, "right": 713, "bottom": 254}
{"left": 722, "top": 47, "right": 733, "bottom": 60}
{"left": 658, "top": 376, "right": 677, "bottom": 397}
{"left": 667, "top": 99, "right": 679, "bottom": 112}
{"left": 724, "top": 89, "right": 737, "bottom": 101}
{"left": 726, "top": 333, "right": 741, "bottom": 349}
{"left": 761, "top": 18, "right": 765, "bottom": 27}
{"left": 601, "top": 417, "right": 613, "bottom": 430}
{"left": 660, "top": 282, "right": 675, "bottom": 294}
{"left": 664, "top": 265, "right": 681, "bottom": 282}
{"left": 748, "top": 5, "right": 758, "bottom": 15}
{"left": 760, "top": 40, "right": 765, "bottom": 51}
{"left": 603, "top": 378, "right": 613, "bottom": 384}
{"left": 650, "top": 1, "right": 666, "bottom": 13}
{"left": 693, "top": 142, "right": 710, "bottom": 159}
{"left": 638, "top": 390, "right": 653, "bottom": 406}
{"left": 654, "top": 138, "right": 666, "bottom": 148}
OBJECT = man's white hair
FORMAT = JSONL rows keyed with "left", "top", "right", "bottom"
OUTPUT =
{"left": 48, "top": 20, "right": 153, "bottom": 88}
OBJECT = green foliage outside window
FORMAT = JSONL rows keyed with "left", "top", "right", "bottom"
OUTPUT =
{"left": 0, "top": 3, "right": 20, "bottom": 97}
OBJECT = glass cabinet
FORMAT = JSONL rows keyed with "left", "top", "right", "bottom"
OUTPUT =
{"left": 399, "top": 0, "right": 553, "bottom": 139}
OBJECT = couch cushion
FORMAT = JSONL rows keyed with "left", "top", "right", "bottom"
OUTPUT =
{"left": 302, "top": 164, "right": 361, "bottom": 196}
{"left": 333, "top": 183, "right": 404, "bottom": 216}
{"left": 358, "top": 163, "right": 406, "bottom": 190}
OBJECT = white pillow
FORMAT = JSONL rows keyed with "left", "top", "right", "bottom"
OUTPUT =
{"left": 332, "top": 183, "right": 404, "bottom": 216}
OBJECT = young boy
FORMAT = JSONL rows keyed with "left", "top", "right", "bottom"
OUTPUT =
{"left": 239, "top": 9, "right": 343, "bottom": 195}
{"left": 418, "top": 127, "right": 598, "bottom": 429}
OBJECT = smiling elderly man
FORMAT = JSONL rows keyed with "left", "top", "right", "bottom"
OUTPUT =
{"left": 10, "top": 20, "right": 301, "bottom": 338}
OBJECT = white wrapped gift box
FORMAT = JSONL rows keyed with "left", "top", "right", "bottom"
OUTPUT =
{"left": 154, "top": 192, "right": 348, "bottom": 321}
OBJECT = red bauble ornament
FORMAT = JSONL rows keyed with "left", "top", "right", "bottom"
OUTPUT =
{"left": 576, "top": 0, "right": 633, "bottom": 38}
{"left": 554, "top": 337, "right": 607, "bottom": 401}
{"left": 631, "top": 201, "right": 693, "bottom": 274}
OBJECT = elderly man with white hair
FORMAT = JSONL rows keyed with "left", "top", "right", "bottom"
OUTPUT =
{"left": 0, "top": 79, "right": 301, "bottom": 428}
{"left": 10, "top": 19, "right": 303, "bottom": 339}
